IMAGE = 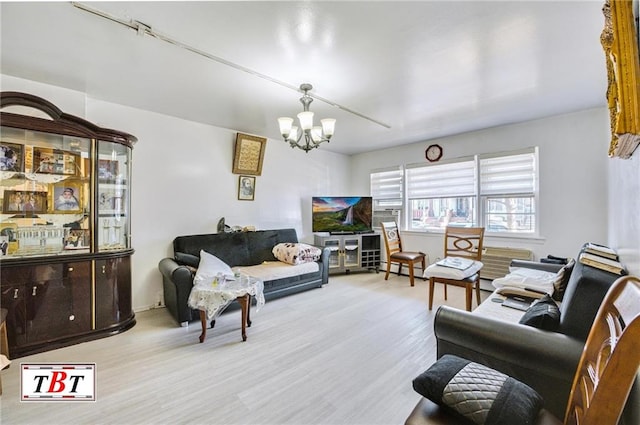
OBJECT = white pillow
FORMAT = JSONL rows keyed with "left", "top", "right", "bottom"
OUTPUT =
{"left": 193, "top": 250, "right": 234, "bottom": 286}
{"left": 423, "top": 259, "right": 483, "bottom": 279}
{"left": 492, "top": 267, "right": 557, "bottom": 295}
{"left": 272, "top": 243, "right": 322, "bottom": 265}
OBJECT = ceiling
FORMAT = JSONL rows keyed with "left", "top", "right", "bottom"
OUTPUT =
{"left": 0, "top": 1, "right": 608, "bottom": 155}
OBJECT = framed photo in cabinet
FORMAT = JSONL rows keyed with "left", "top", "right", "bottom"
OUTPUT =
{"left": 64, "top": 229, "right": 90, "bottom": 250}
{"left": 232, "top": 133, "right": 266, "bottom": 176}
{"left": 0, "top": 141, "right": 24, "bottom": 172}
{"left": 52, "top": 182, "right": 83, "bottom": 213}
{"left": 98, "top": 159, "right": 119, "bottom": 180}
{"left": 33, "top": 147, "right": 80, "bottom": 175}
{"left": 2, "top": 190, "right": 48, "bottom": 214}
{"left": 98, "top": 184, "right": 126, "bottom": 215}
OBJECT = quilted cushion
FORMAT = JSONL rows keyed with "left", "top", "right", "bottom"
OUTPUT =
{"left": 272, "top": 243, "right": 322, "bottom": 265}
{"left": 412, "top": 355, "right": 543, "bottom": 425}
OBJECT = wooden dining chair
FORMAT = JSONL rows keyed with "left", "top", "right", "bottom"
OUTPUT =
{"left": 405, "top": 274, "right": 640, "bottom": 425}
{"left": 380, "top": 221, "right": 426, "bottom": 287}
{"left": 427, "top": 226, "right": 484, "bottom": 311}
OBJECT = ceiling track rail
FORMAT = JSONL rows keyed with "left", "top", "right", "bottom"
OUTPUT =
{"left": 71, "top": 2, "right": 391, "bottom": 129}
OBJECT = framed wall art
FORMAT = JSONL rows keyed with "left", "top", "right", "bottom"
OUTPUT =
{"left": 238, "top": 175, "right": 256, "bottom": 201}
{"left": 0, "top": 141, "right": 24, "bottom": 172}
{"left": 2, "top": 190, "right": 48, "bottom": 214}
{"left": 601, "top": 0, "right": 640, "bottom": 158}
{"left": 232, "top": 133, "right": 266, "bottom": 176}
{"left": 52, "top": 182, "right": 83, "bottom": 213}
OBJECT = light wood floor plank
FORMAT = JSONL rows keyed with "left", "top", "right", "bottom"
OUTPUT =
{"left": 0, "top": 273, "right": 485, "bottom": 424}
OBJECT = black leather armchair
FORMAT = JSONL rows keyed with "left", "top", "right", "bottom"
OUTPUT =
{"left": 431, "top": 247, "right": 639, "bottom": 423}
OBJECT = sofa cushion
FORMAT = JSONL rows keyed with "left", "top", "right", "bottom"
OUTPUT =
{"left": 193, "top": 250, "right": 235, "bottom": 285}
{"left": 174, "top": 233, "right": 250, "bottom": 266}
{"left": 413, "top": 355, "right": 543, "bottom": 425}
{"left": 519, "top": 294, "right": 561, "bottom": 331}
{"left": 233, "top": 261, "right": 319, "bottom": 282}
{"left": 272, "top": 243, "right": 322, "bottom": 265}
{"left": 247, "top": 231, "right": 280, "bottom": 264}
{"left": 175, "top": 251, "right": 200, "bottom": 268}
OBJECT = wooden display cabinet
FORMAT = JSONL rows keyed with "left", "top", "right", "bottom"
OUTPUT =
{"left": 0, "top": 92, "right": 137, "bottom": 358}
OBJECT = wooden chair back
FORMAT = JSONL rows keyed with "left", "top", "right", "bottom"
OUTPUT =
{"left": 443, "top": 226, "right": 485, "bottom": 261}
{"left": 564, "top": 275, "right": 640, "bottom": 425}
{"left": 381, "top": 221, "right": 402, "bottom": 259}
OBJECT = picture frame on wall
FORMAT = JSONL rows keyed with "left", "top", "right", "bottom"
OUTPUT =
{"left": 52, "top": 182, "right": 83, "bottom": 213}
{"left": 2, "top": 190, "right": 48, "bottom": 214}
{"left": 238, "top": 175, "right": 256, "bottom": 201}
{"left": 0, "top": 141, "right": 24, "bottom": 172}
{"left": 232, "top": 133, "right": 266, "bottom": 176}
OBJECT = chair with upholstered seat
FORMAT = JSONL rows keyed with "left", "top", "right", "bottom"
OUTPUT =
{"left": 405, "top": 275, "right": 640, "bottom": 425}
{"left": 381, "top": 221, "right": 426, "bottom": 287}
{"left": 424, "top": 226, "right": 484, "bottom": 311}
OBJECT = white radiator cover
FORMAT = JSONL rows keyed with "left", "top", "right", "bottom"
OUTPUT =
{"left": 480, "top": 246, "right": 534, "bottom": 280}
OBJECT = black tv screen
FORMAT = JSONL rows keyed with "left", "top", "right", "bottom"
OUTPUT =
{"left": 312, "top": 196, "right": 373, "bottom": 233}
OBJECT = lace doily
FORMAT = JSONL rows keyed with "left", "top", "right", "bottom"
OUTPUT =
{"left": 188, "top": 277, "right": 265, "bottom": 320}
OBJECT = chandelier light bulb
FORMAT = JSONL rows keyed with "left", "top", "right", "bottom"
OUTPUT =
{"left": 321, "top": 118, "right": 336, "bottom": 138}
{"left": 278, "top": 117, "right": 293, "bottom": 138}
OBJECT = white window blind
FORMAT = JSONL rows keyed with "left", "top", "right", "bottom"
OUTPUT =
{"left": 371, "top": 167, "right": 403, "bottom": 207}
{"left": 480, "top": 152, "right": 536, "bottom": 195}
{"left": 406, "top": 160, "right": 476, "bottom": 199}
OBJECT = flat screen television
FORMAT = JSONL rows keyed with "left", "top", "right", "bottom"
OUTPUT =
{"left": 312, "top": 196, "right": 373, "bottom": 234}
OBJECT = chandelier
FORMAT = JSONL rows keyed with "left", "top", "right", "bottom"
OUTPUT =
{"left": 278, "top": 83, "right": 336, "bottom": 152}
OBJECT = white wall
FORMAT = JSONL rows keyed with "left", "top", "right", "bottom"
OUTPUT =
{"left": 1, "top": 75, "right": 352, "bottom": 311}
{"left": 609, "top": 153, "right": 640, "bottom": 276}
{"left": 350, "top": 108, "right": 612, "bottom": 262}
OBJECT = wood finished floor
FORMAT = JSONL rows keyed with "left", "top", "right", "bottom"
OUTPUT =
{"left": 1, "top": 273, "right": 487, "bottom": 425}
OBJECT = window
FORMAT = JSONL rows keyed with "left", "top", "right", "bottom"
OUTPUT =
{"left": 370, "top": 166, "right": 403, "bottom": 209}
{"left": 370, "top": 167, "right": 403, "bottom": 228}
{"left": 407, "top": 159, "right": 476, "bottom": 231}
{"left": 371, "top": 148, "right": 538, "bottom": 235}
{"left": 479, "top": 151, "right": 537, "bottom": 233}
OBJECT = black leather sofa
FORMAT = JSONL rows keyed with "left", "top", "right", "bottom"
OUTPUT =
{"left": 158, "top": 229, "right": 330, "bottom": 326}
{"left": 429, "top": 245, "right": 639, "bottom": 424}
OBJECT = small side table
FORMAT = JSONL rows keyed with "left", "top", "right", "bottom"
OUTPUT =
{"left": 188, "top": 276, "right": 264, "bottom": 343}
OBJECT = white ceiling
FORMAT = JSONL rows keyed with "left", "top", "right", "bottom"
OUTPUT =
{"left": 1, "top": 1, "right": 608, "bottom": 155}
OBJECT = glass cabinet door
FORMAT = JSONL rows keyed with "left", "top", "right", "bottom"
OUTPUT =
{"left": 1, "top": 126, "right": 91, "bottom": 257}
{"left": 97, "top": 141, "right": 130, "bottom": 251}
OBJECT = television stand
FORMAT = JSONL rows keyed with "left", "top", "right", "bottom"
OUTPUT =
{"left": 314, "top": 233, "right": 380, "bottom": 275}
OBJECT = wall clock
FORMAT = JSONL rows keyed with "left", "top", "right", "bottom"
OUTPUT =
{"left": 425, "top": 144, "right": 443, "bottom": 162}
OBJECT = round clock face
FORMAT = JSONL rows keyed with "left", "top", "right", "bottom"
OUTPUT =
{"left": 425, "top": 144, "right": 443, "bottom": 162}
